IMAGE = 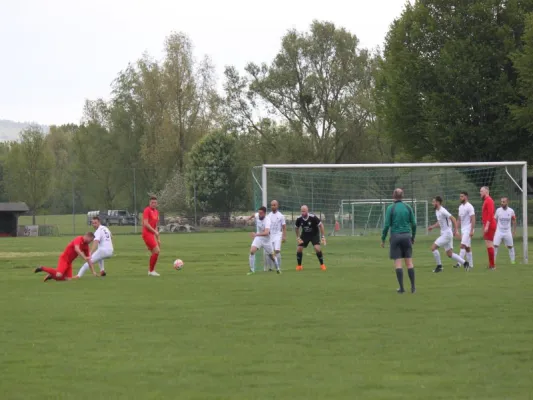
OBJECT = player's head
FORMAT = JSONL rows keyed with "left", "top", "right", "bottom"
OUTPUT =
{"left": 432, "top": 196, "right": 443, "bottom": 209}
{"left": 270, "top": 200, "right": 279, "bottom": 212}
{"left": 480, "top": 186, "right": 489, "bottom": 199}
{"left": 91, "top": 216, "right": 101, "bottom": 229}
{"left": 393, "top": 188, "right": 403, "bottom": 201}
{"left": 460, "top": 191, "right": 468, "bottom": 204}
{"left": 501, "top": 197, "right": 509, "bottom": 209}
{"left": 257, "top": 206, "right": 267, "bottom": 219}
{"left": 149, "top": 196, "right": 158, "bottom": 209}
{"left": 301, "top": 205, "right": 309, "bottom": 218}
{"left": 83, "top": 232, "right": 95, "bottom": 243}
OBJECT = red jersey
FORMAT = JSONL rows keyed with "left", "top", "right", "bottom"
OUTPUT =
{"left": 143, "top": 206, "right": 159, "bottom": 236}
{"left": 482, "top": 195, "right": 496, "bottom": 227}
{"left": 60, "top": 236, "right": 90, "bottom": 263}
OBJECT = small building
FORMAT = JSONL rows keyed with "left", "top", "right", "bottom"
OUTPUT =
{"left": 0, "top": 203, "right": 30, "bottom": 237}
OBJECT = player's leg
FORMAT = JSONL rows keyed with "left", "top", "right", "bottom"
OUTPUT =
{"left": 431, "top": 238, "right": 443, "bottom": 273}
{"left": 445, "top": 240, "right": 466, "bottom": 267}
{"left": 77, "top": 249, "right": 101, "bottom": 278}
{"left": 273, "top": 235, "right": 282, "bottom": 270}
{"left": 296, "top": 240, "right": 306, "bottom": 271}
{"left": 313, "top": 239, "right": 326, "bottom": 270}
{"left": 390, "top": 234, "right": 405, "bottom": 293}
{"left": 503, "top": 233, "right": 515, "bottom": 264}
{"left": 143, "top": 235, "right": 160, "bottom": 276}
{"left": 264, "top": 243, "right": 280, "bottom": 273}
{"left": 484, "top": 229, "right": 496, "bottom": 269}
{"left": 34, "top": 265, "right": 57, "bottom": 282}
{"left": 493, "top": 231, "right": 502, "bottom": 260}
{"left": 248, "top": 243, "right": 259, "bottom": 275}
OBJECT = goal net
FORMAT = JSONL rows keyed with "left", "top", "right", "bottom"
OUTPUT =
{"left": 251, "top": 162, "right": 528, "bottom": 264}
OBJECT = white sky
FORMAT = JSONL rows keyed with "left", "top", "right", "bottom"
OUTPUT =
{"left": 0, "top": 0, "right": 407, "bottom": 125}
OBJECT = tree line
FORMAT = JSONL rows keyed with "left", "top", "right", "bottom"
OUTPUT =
{"left": 3, "top": 2, "right": 533, "bottom": 219}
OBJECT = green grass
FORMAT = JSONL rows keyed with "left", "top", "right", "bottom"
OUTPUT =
{"left": 1, "top": 233, "right": 532, "bottom": 399}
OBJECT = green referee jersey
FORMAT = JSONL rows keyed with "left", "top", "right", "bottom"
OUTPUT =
{"left": 381, "top": 201, "right": 417, "bottom": 242}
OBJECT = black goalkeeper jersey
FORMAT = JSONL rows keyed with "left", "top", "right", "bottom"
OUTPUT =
{"left": 295, "top": 214, "right": 322, "bottom": 237}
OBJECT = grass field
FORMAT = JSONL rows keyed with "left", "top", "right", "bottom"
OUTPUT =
{"left": 1, "top": 233, "right": 532, "bottom": 400}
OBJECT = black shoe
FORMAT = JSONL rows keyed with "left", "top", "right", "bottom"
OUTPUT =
{"left": 34, "top": 267, "right": 43, "bottom": 273}
{"left": 453, "top": 263, "right": 461, "bottom": 268}
{"left": 411, "top": 287, "right": 416, "bottom": 294}
{"left": 268, "top": 269, "right": 273, "bottom": 272}
{"left": 43, "top": 274, "right": 53, "bottom": 282}
{"left": 463, "top": 261, "right": 470, "bottom": 271}
{"left": 397, "top": 288, "right": 405, "bottom": 293}
{"left": 433, "top": 265, "right": 443, "bottom": 273}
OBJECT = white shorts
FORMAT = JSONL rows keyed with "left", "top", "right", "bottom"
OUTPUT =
{"left": 435, "top": 234, "right": 453, "bottom": 251}
{"left": 494, "top": 230, "right": 513, "bottom": 247}
{"left": 460, "top": 230, "right": 472, "bottom": 247}
{"left": 251, "top": 237, "right": 273, "bottom": 254}
{"left": 271, "top": 234, "right": 282, "bottom": 252}
{"left": 91, "top": 248, "right": 114, "bottom": 263}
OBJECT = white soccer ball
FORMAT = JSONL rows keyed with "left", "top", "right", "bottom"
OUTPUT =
{"left": 173, "top": 259, "right": 184, "bottom": 270}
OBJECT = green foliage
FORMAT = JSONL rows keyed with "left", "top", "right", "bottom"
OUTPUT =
{"left": 186, "top": 132, "right": 246, "bottom": 214}
{"left": 378, "top": 0, "right": 533, "bottom": 162}
{"left": 4, "top": 126, "right": 54, "bottom": 220}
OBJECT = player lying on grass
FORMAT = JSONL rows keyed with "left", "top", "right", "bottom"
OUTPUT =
{"left": 428, "top": 196, "right": 469, "bottom": 273}
{"left": 75, "top": 216, "right": 114, "bottom": 278}
{"left": 494, "top": 197, "right": 517, "bottom": 264}
{"left": 248, "top": 206, "right": 281, "bottom": 275}
{"left": 295, "top": 205, "right": 326, "bottom": 271}
{"left": 34, "top": 232, "right": 95, "bottom": 282}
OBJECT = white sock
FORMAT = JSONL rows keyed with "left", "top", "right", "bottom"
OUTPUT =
{"left": 432, "top": 250, "right": 442, "bottom": 266}
{"left": 276, "top": 253, "right": 281, "bottom": 269}
{"left": 249, "top": 254, "right": 255, "bottom": 272}
{"left": 509, "top": 247, "right": 515, "bottom": 262}
{"left": 99, "top": 260, "right": 105, "bottom": 272}
{"left": 459, "top": 248, "right": 466, "bottom": 260}
{"left": 467, "top": 252, "right": 473, "bottom": 266}
{"left": 494, "top": 247, "right": 499, "bottom": 259}
{"left": 451, "top": 253, "right": 465, "bottom": 265}
{"left": 77, "top": 263, "right": 90, "bottom": 277}
{"left": 270, "top": 255, "right": 280, "bottom": 270}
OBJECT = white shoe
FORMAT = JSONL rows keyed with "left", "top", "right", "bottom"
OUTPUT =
{"left": 148, "top": 271, "right": 160, "bottom": 277}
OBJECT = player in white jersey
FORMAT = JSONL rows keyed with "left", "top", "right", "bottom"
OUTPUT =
{"left": 494, "top": 197, "right": 517, "bottom": 264}
{"left": 267, "top": 200, "right": 286, "bottom": 271}
{"left": 428, "top": 196, "right": 469, "bottom": 273}
{"left": 248, "top": 206, "right": 280, "bottom": 275}
{"left": 455, "top": 191, "right": 475, "bottom": 269}
{"left": 75, "top": 216, "right": 114, "bottom": 278}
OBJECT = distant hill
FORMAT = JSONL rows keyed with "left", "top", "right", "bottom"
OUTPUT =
{"left": 0, "top": 120, "right": 49, "bottom": 142}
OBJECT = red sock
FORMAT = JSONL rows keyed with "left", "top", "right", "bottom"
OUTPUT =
{"left": 488, "top": 247, "right": 495, "bottom": 267}
{"left": 149, "top": 253, "right": 159, "bottom": 272}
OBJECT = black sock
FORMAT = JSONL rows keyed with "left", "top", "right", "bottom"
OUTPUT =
{"left": 408, "top": 268, "right": 415, "bottom": 287}
{"left": 297, "top": 252, "right": 303, "bottom": 266}
{"left": 395, "top": 268, "right": 404, "bottom": 290}
{"left": 316, "top": 251, "right": 324, "bottom": 265}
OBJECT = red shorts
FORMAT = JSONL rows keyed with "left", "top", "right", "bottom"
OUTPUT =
{"left": 143, "top": 234, "right": 157, "bottom": 251}
{"left": 484, "top": 227, "right": 496, "bottom": 241}
{"left": 57, "top": 258, "right": 73, "bottom": 278}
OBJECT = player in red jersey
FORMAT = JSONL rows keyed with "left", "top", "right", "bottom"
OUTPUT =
{"left": 480, "top": 186, "right": 497, "bottom": 270}
{"left": 143, "top": 196, "right": 161, "bottom": 276}
{"left": 34, "top": 232, "right": 96, "bottom": 282}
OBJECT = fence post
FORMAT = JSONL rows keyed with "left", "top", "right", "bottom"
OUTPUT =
{"left": 72, "top": 173, "right": 76, "bottom": 235}
{"left": 194, "top": 180, "right": 198, "bottom": 227}
{"left": 133, "top": 167, "right": 137, "bottom": 233}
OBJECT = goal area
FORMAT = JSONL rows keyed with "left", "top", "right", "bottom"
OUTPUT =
{"left": 252, "top": 162, "right": 528, "bottom": 264}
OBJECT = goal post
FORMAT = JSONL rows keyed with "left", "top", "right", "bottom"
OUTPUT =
{"left": 252, "top": 162, "right": 528, "bottom": 264}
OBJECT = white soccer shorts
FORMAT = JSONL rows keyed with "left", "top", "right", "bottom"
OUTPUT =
{"left": 271, "top": 234, "right": 282, "bottom": 252}
{"left": 435, "top": 234, "right": 453, "bottom": 251}
{"left": 460, "top": 230, "right": 472, "bottom": 247}
{"left": 494, "top": 230, "right": 513, "bottom": 247}
{"left": 90, "top": 248, "right": 114, "bottom": 263}
{"left": 251, "top": 237, "right": 273, "bottom": 254}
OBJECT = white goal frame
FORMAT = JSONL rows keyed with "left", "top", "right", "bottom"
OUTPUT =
{"left": 259, "top": 162, "right": 528, "bottom": 264}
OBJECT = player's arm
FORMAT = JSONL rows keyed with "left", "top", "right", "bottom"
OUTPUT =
{"left": 143, "top": 217, "right": 158, "bottom": 236}
{"left": 381, "top": 206, "right": 391, "bottom": 246}
{"left": 470, "top": 214, "right": 475, "bottom": 237}
{"left": 483, "top": 202, "right": 494, "bottom": 232}
{"left": 255, "top": 227, "right": 270, "bottom": 237}
{"left": 295, "top": 220, "right": 303, "bottom": 245}
{"left": 428, "top": 221, "right": 439, "bottom": 231}
{"left": 409, "top": 206, "right": 417, "bottom": 243}
{"left": 512, "top": 213, "right": 517, "bottom": 235}
{"left": 75, "top": 245, "right": 96, "bottom": 276}
{"left": 450, "top": 215, "right": 459, "bottom": 235}
{"left": 318, "top": 220, "right": 326, "bottom": 245}
{"left": 91, "top": 240, "right": 99, "bottom": 253}
{"left": 282, "top": 218, "right": 287, "bottom": 242}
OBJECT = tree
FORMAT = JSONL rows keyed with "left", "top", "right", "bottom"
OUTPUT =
{"left": 5, "top": 126, "right": 53, "bottom": 223}
{"left": 224, "top": 20, "right": 382, "bottom": 163}
{"left": 186, "top": 132, "right": 246, "bottom": 222}
{"left": 378, "top": 0, "right": 533, "bottom": 162}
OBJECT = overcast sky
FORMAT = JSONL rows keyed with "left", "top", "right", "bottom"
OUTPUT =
{"left": 1, "top": 0, "right": 407, "bottom": 125}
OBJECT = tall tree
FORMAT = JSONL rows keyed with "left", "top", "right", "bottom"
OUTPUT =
{"left": 5, "top": 126, "right": 53, "bottom": 223}
{"left": 224, "top": 21, "right": 381, "bottom": 163}
{"left": 378, "top": 0, "right": 533, "bottom": 162}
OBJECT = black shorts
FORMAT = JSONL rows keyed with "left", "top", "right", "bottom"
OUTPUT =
{"left": 298, "top": 235, "right": 320, "bottom": 248}
{"left": 389, "top": 233, "right": 413, "bottom": 260}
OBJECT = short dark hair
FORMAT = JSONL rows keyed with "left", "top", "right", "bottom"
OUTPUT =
{"left": 86, "top": 232, "right": 95, "bottom": 238}
{"left": 92, "top": 216, "right": 100, "bottom": 222}
{"left": 258, "top": 206, "right": 267, "bottom": 213}
{"left": 150, "top": 196, "right": 158, "bottom": 201}
{"left": 434, "top": 196, "right": 443, "bottom": 204}
{"left": 460, "top": 191, "right": 468, "bottom": 197}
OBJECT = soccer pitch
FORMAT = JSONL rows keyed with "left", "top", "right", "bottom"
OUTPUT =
{"left": 1, "top": 233, "right": 532, "bottom": 399}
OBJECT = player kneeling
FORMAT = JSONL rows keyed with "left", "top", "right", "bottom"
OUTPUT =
{"left": 295, "top": 205, "right": 326, "bottom": 271}
{"left": 248, "top": 206, "right": 280, "bottom": 275}
{"left": 75, "top": 216, "right": 114, "bottom": 278}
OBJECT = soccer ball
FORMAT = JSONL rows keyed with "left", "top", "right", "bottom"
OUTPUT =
{"left": 173, "top": 259, "right": 184, "bottom": 270}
